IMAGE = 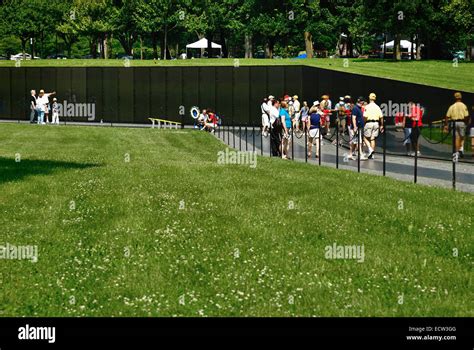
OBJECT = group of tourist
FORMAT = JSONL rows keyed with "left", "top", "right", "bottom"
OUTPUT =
{"left": 261, "top": 93, "right": 386, "bottom": 160}
{"left": 261, "top": 91, "right": 472, "bottom": 160}
{"left": 29, "top": 89, "right": 59, "bottom": 125}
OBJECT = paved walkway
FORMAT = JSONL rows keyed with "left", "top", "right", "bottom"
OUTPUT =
{"left": 216, "top": 126, "right": 474, "bottom": 194}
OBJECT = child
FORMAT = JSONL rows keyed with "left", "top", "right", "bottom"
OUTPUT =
{"left": 52, "top": 98, "right": 60, "bottom": 125}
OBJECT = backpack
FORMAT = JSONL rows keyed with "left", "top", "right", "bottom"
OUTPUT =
{"left": 272, "top": 115, "right": 282, "bottom": 131}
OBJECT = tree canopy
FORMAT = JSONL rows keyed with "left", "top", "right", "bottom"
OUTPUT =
{"left": 0, "top": 0, "right": 472, "bottom": 60}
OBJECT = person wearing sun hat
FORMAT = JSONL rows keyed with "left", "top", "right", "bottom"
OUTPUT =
{"left": 349, "top": 96, "right": 367, "bottom": 161}
{"left": 51, "top": 97, "right": 60, "bottom": 125}
{"left": 363, "top": 92, "right": 383, "bottom": 159}
{"left": 307, "top": 101, "right": 322, "bottom": 158}
{"left": 292, "top": 95, "right": 301, "bottom": 131}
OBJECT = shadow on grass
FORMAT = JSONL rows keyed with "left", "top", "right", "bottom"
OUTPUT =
{"left": 0, "top": 156, "right": 100, "bottom": 185}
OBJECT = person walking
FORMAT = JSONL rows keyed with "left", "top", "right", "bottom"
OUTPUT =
{"left": 269, "top": 99, "right": 282, "bottom": 157}
{"left": 445, "top": 92, "right": 469, "bottom": 158}
{"left": 261, "top": 97, "right": 271, "bottom": 137}
{"left": 280, "top": 101, "right": 292, "bottom": 159}
{"left": 300, "top": 101, "right": 309, "bottom": 133}
{"left": 409, "top": 101, "right": 423, "bottom": 156}
{"left": 402, "top": 111, "right": 412, "bottom": 156}
{"left": 29, "top": 90, "right": 36, "bottom": 123}
{"left": 350, "top": 97, "right": 367, "bottom": 161}
{"left": 363, "top": 93, "right": 383, "bottom": 159}
{"left": 307, "top": 101, "right": 322, "bottom": 158}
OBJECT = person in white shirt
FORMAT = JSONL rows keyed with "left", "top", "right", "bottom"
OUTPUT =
{"left": 198, "top": 109, "right": 208, "bottom": 130}
{"left": 52, "top": 98, "right": 60, "bottom": 125}
{"left": 35, "top": 89, "right": 56, "bottom": 125}
{"left": 267, "top": 95, "right": 274, "bottom": 109}
{"left": 292, "top": 95, "right": 301, "bottom": 131}
{"left": 269, "top": 99, "right": 282, "bottom": 157}
{"left": 261, "top": 97, "right": 271, "bottom": 137}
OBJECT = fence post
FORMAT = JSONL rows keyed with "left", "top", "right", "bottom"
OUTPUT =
{"left": 336, "top": 124, "right": 339, "bottom": 169}
{"left": 319, "top": 129, "right": 322, "bottom": 166}
{"left": 305, "top": 128, "right": 308, "bottom": 163}
{"left": 383, "top": 119, "right": 386, "bottom": 176}
{"left": 261, "top": 126, "right": 263, "bottom": 156}
{"left": 291, "top": 128, "right": 294, "bottom": 161}
{"left": 357, "top": 129, "right": 361, "bottom": 173}
{"left": 452, "top": 121, "right": 456, "bottom": 190}
{"left": 239, "top": 123, "right": 242, "bottom": 151}
{"left": 253, "top": 124, "right": 256, "bottom": 153}
{"left": 414, "top": 141, "right": 418, "bottom": 183}
{"left": 269, "top": 126, "right": 272, "bottom": 158}
{"left": 245, "top": 125, "right": 248, "bottom": 152}
{"left": 233, "top": 124, "right": 235, "bottom": 149}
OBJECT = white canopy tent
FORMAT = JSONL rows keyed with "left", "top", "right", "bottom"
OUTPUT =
{"left": 185, "top": 38, "right": 222, "bottom": 58}
{"left": 380, "top": 40, "right": 418, "bottom": 50}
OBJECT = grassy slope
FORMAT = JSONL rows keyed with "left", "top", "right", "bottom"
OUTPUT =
{"left": 0, "top": 58, "right": 473, "bottom": 93}
{"left": 0, "top": 124, "right": 472, "bottom": 317}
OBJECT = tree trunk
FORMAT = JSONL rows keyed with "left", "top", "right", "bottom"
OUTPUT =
{"left": 118, "top": 35, "right": 133, "bottom": 56}
{"left": 415, "top": 34, "right": 421, "bottom": 60}
{"left": 140, "top": 36, "right": 143, "bottom": 60}
{"left": 304, "top": 31, "right": 313, "bottom": 59}
{"left": 383, "top": 34, "right": 386, "bottom": 59}
{"left": 163, "top": 24, "right": 168, "bottom": 60}
{"left": 151, "top": 32, "right": 158, "bottom": 59}
{"left": 265, "top": 41, "right": 274, "bottom": 58}
{"left": 244, "top": 33, "right": 253, "bottom": 58}
{"left": 21, "top": 39, "right": 27, "bottom": 59}
{"left": 466, "top": 43, "right": 472, "bottom": 61}
{"left": 394, "top": 33, "right": 401, "bottom": 60}
{"left": 197, "top": 33, "right": 205, "bottom": 58}
{"left": 348, "top": 36, "right": 353, "bottom": 58}
{"left": 219, "top": 29, "right": 228, "bottom": 58}
{"left": 207, "top": 32, "right": 213, "bottom": 58}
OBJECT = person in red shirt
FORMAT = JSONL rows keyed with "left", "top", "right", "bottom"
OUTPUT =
{"left": 203, "top": 109, "right": 218, "bottom": 133}
{"left": 409, "top": 101, "right": 423, "bottom": 155}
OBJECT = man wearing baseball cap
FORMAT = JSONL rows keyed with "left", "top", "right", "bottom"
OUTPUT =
{"left": 445, "top": 92, "right": 469, "bottom": 158}
{"left": 363, "top": 92, "right": 384, "bottom": 159}
{"left": 349, "top": 96, "right": 367, "bottom": 160}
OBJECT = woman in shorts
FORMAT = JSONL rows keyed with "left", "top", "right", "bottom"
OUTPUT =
{"left": 279, "top": 101, "right": 292, "bottom": 159}
{"left": 307, "top": 102, "right": 322, "bottom": 158}
{"left": 300, "top": 101, "right": 309, "bottom": 133}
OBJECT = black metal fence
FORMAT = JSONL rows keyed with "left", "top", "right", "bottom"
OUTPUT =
{"left": 214, "top": 118, "right": 473, "bottom": 191}
{"left": 0, "top": 66, "right": 472, "bottom": 126}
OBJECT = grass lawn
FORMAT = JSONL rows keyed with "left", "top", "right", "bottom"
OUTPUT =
{"left": 0, "top": 124, "right": 472, "bottom": 317}
{"left": 0, "top": 58, "right": 473, "bottom": 93}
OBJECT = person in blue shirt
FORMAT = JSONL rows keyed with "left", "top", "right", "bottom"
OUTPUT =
{"left": 349, "top": 97, "right": 367, "bottom": 160}
{"left": 280, "top": 101, "right": 292, "bottom": 159}
{"left": 307, "top": 101, "right": 322, "bottom": 158}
